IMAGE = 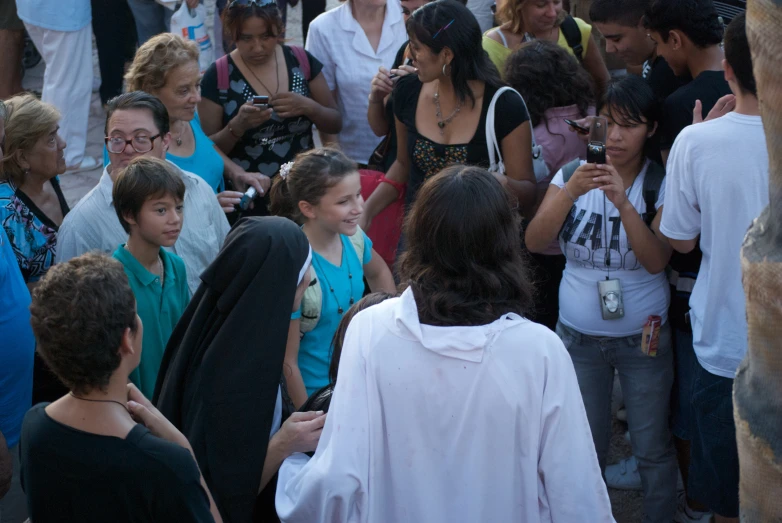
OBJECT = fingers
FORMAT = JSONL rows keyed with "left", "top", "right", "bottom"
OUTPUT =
{"left": 395, "top": 64, "right": 417, "bottom": 76}
{"left": 290, "top": 410, "right": 325, "bottom": 422}
{"left": 126, "top": 383, "right": 153, "bottom": 409}
{"left": 694, "top": 99, "right": 705, "bottom": 121}
{"left": 127, "top": 400, "right": 156, "bottom": 429}
{"left": 217, "top": 192, "right": 242, "bottom": 210}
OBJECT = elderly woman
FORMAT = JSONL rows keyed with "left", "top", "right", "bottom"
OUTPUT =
{"left": 0, "top": 94, "right": 69, "bottom": 287}
{"left": 199, "top": 0, "right": 341, "bottom": 216}
{"left": 0, "top": 94, "right": 71, "bottom": 406}
{"left": 123, "top": 33, "right": 268, "bottom": 213}
{"left": 305, "top": 0, "right": 407, "bottom": 165}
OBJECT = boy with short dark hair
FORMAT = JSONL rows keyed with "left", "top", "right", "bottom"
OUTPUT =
{"left": 644, "top": 0, "right": 731, "bottom": 162}
{"left": 112, "top": 156, "right": 189, "bottom": 397}
{"left": 590, "top": 0, "right": 689, "bottom": 101}
{"left": 661, "top": 13, "right": 763, "bottom": 523}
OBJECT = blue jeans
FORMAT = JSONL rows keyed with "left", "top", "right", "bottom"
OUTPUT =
{"left": 126, "top": 0, "right": 176, "bottom": 45}
{"left": 688, "top": 361, "right": 739, "bottom": 517}
{"left": 557, "top": 321, "right": 678, "bottom": 523}
{"left": 671, "top": 328, "right": 696, "bottom": 440}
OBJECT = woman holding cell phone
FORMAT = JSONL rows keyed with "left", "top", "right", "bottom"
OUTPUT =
{"left": 525, "top": 74, "right": 677, "bottom": 522}
{"left": 199, "top": 0, "right": 342, "bottom": 216}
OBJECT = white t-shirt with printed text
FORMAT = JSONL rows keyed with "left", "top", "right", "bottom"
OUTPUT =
{"left": 660, "top": 112, "right": 768, "bottom": 379}
{"left": 551, "top": 160, "right": 670, "bottom": 337}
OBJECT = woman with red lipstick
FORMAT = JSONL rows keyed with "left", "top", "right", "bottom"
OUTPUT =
{"left": 525, "top": 75, "right": 678, "bottom": 521}
{"left": 200, "top": 0, "right": 342, "bottom": 217}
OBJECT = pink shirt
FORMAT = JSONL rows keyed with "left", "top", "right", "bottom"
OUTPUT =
{"left": 533, "top": 105, "right": 595, "bottom": 256}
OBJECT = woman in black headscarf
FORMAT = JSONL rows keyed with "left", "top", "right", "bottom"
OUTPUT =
{"left": 154, "top": 216, "right": 326, "bottom": 523}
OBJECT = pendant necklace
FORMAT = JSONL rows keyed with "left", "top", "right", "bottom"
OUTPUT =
{"left": 174, "top": 120, "right": 185, "bottom": 146}
{"left": 434, "top": 83, "right": 463, "bottom": 136}
{"left": 242, "top": 49, "right": 280, "bottom": 96}
{"left": 69, "top": 392, "right": 128, "bottom": 410}
{"left": 313, "top": 241, "right": 354, "bottom": 315}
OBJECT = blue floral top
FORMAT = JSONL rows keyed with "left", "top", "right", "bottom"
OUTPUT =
{"left": 0, "top": 178, "right": 70, "bottom": 283}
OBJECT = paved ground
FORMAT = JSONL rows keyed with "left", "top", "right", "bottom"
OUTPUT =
{"left": 21, "top": 2, "right": 644, "bottom": 520}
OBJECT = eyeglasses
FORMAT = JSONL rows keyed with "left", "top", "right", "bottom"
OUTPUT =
{"left": 105, "top": 134, "right": 162, "bottom": 154}
{"left": 227, "top": 0, "right": 277, "bottom": 8}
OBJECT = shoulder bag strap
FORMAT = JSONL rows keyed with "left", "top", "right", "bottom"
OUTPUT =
{"left": 560, "top": 15, "right": 584, "bottom": 62}
{"left": 290, "top": 45, "right": 311, "bottom": 82}
{"left": 561, "top": 158, "right": 582, "bottom": 184}
{"left": 216, "top": 55, "right": 229, "bottom": 104}
{"left": 642, "top": 161, "right": 665, "bottom": 226}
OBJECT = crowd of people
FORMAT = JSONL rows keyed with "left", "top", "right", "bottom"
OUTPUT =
{"left": 0, "top": 0, "right": 765, "bottom": 522}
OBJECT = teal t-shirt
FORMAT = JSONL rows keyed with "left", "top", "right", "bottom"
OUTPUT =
{"left": 103, "top": 112, "right": 225, "bottom": 193}
{"left": 112, "top": 245, "right": 190, "bottom": 397}
{"left": 294, "top": 232, "right": 373, "bottom": 395}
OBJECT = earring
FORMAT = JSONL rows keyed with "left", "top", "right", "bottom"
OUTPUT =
{"left": 442, "top": 63, "right": 451, "bottom": 77}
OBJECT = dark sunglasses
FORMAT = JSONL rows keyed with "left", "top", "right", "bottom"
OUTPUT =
{"left": 227, "top": 0, "right": 277, "bottom": 8}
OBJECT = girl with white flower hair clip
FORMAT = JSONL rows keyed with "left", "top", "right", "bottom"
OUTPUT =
{"left": 268, "top": 147, "right": 396, "bottom": 408}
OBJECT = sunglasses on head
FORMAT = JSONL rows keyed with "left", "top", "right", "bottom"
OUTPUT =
{"left": 227, "top": 0, "right": 277, "bottom": 8}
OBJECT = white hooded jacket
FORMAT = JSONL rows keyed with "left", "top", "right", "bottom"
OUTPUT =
{"left": 276, "top": 288, "right": 615, "bottom": 522}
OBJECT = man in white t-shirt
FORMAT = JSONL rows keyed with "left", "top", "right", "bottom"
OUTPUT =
{"left": 660, "top": 13, "right": 766, "bottom": 523}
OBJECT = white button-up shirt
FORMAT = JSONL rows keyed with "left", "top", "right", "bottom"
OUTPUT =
{"left": 306, "top": 0, "right": 407, "bottom": 164}
{"left": 58, "top": 165, "right": 230, "bottom": 295}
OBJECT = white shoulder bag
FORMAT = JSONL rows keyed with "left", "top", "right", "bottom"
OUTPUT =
{"left": 486, "top": 86, "right": 550, "bottom": 182}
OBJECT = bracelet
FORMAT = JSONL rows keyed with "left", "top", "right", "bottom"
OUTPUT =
{"left": 563, "top": 184, "right": 578, "bottom": 203}
{"left": 228, "top": 126, "right": 243, "bottom": 139}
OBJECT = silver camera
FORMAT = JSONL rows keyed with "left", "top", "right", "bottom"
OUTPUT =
{"left": 597, "top": 278, "right": 625, "bottom": 320}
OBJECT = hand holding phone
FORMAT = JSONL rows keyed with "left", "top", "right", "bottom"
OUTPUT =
{"left": 252, "top": 95, "right": 270, "bottom": 108}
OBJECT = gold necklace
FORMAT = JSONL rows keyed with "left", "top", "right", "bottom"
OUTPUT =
{"left": 433, "top": 83, "right": 463, "bottom": 136}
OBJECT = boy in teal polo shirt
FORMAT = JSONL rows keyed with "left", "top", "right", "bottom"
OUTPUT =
{"left": 111, "top": 156, "right": 190, "bottom": 397}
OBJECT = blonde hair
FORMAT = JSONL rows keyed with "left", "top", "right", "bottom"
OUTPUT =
{"left": 0, "top": 94, "right": 61, "bottom": 185}
{"left": 497, "top": 0, "right": 567, "bottom": 35}
{"left": 125, "top": 33, "right": 199, "bottom": 93}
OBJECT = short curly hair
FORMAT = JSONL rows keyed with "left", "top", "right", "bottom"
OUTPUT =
{"left": 30, "top": 253, "right": 139, "bottom": 395}
{"left": 505, "top": 41, "right": 594, "bottom": 128}
{"left": 125, "top": 33, "right": 200, "bottom": 93}
{"left": 0, "top": 94, "right": 61, "bottom": 186}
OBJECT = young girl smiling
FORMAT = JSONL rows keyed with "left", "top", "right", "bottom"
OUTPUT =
{"left": 270, "top": 148, "right": 396, "bottom": 407}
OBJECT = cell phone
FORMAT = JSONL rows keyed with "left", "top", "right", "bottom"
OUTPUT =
{"left": 586, "top": 116, "right": 608, "bottom": 164}
{"left": 388, "top": 73, "right": 398, "bottom": 80}
{"left": 252, "top": 95, "right": 270, "bottom": 108}
{"left": 564, "top": 118, "right": 589, "bottom": 134}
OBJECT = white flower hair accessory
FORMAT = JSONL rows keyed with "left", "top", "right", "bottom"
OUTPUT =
{"left": 279, "top": 161, "right": 294, "bottom": 180}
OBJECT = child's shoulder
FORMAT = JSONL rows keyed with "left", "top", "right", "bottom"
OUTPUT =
{"left": 161, "top": 249, "right": 187, "bottom": 275}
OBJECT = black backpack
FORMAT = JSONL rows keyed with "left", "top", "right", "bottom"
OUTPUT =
{"left": 560, "top": 15, "right": 585, "bottom": 62}
{"left": 561, "top": 159, "right": 665, "bottom": 227}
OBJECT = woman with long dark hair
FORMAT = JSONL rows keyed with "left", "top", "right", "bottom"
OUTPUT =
{"left": 525, "top": 75, "right": 677, "bottom": 521}
{"left": 276, "top": 165, "right": 613, "bottom": 522}
{"left": 361, "top": 0, "right": 537, "bottom": 227}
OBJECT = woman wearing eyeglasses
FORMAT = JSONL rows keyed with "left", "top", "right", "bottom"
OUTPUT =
{"left": 199, "top": 0, "right": 342, "bottom": 217}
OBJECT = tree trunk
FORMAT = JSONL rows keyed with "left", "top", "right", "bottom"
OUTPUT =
{"left": 735, "top": 0, "right": 782, "bottom": 520}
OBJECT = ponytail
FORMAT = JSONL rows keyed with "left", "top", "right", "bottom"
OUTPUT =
{"left": 268, "top": 147, "right": 358, "bottom": 225}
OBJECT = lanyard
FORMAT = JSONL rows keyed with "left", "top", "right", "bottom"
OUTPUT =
{"left": 602, "top": 173, "right": 638, "bottom": 280}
